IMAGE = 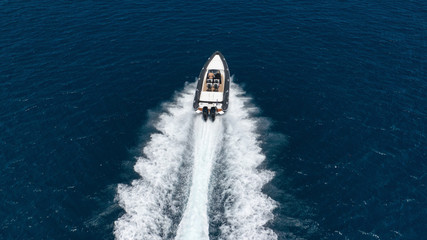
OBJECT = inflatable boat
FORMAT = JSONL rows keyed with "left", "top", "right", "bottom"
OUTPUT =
{"left": 193, "top": 51, "right": 230, "bottom": 121}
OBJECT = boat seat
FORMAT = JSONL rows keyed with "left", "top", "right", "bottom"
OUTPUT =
{"left": 207, "top": 79, "right": 213, "bottom": 83}
{"left": 214, "top": 79, "right": 219, "bottom": 84}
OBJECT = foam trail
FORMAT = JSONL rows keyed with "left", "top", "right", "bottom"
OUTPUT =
{"left": 175, "top": 118, "right": 223, "bottom": 240}
{"left": 114, "top": 84, "right": 196, "bottom": 240}
{"left": 218, "top": 83, "right": 278, "bottom": 240}
{"left": 114, "top": 80, "right": 277, "bottom": 240}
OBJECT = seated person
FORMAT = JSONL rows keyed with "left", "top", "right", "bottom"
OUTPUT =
{"left": 215, "top": 73, "right": 222, "bottom": 84}
{"left": 208, "top": 72, "right": 215, "bottom": 79}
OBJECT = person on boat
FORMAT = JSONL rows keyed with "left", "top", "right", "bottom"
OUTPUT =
{"left": 215, "top": 72, "right": 222, "bottom": 84}
{"left": 208, "top": 72, "right": 215, "bottom": 79}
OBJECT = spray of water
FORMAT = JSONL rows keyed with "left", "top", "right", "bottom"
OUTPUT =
{"left": 175, "top": 117, "right": 223, "bottom": 240}
{"left": 114, "top": 81, "right": 277, "bottom": 240}
{"left": 217, "top": 86, "right": 277, "bottom": 240}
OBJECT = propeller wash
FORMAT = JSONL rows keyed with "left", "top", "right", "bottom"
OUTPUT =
{"left": 114, "top": 82, "right": 277, "bottom": 240}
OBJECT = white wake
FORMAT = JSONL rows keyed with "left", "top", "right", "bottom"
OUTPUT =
{"left": 218, "top": 86, "right": 277, "bottom": 240}
{"left": 175, "top": 117, "right": 223, "bottom": 240}
{"left": 114, "top": 81, "right": 277, "bottom": 240}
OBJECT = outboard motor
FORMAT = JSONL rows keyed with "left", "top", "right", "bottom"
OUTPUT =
{"left": 202, "top": 107, "right": 208, "bottom": 121}
{"left": 210, "top": 107, "right": 216, "bottom": 121}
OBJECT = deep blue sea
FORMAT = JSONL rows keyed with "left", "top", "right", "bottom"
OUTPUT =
{"left": 1, "top": 1, "right": 426, "bottom": 239}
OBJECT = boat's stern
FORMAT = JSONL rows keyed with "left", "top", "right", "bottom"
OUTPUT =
{"left": 195, "top": 103, "right": 225, "bottom": 115}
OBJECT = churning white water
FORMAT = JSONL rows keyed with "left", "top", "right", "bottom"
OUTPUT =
{"left": 175, "top": 117, "right": 223, "bottom": 240}
{"left": 114, "top": 81, "right": 277, "bottom": 240}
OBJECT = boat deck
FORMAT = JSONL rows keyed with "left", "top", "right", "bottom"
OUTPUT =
{"left": 202, "top": 77, "right": 225, "bottom": 92}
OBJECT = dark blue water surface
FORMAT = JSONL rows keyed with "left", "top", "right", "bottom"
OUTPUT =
{"left": 1, "top": 1, "right": 426, "bottom": 239}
